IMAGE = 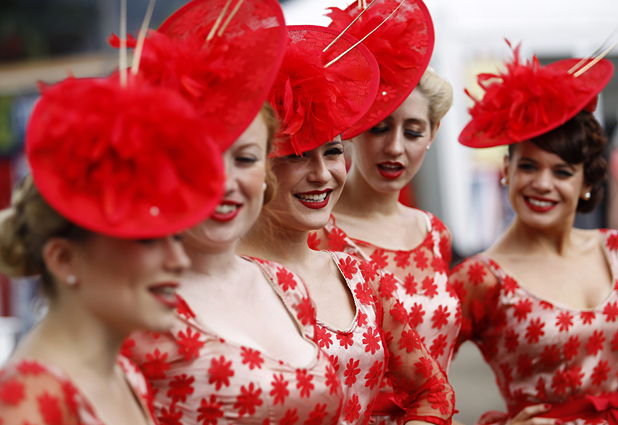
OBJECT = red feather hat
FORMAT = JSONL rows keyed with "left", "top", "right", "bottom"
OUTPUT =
{"left": 268, "top": 25, "right": 380, "bottom": 157}
{"left": 327, "top": 0, "right": 434, "bottom": 139}
{"left": 110, "top": 0, "right": 287, "bottom": 152}
{"left": 27, "top": 77, "right": 225, "bottom": 238}
{"left": 459, "top": 43, "right": 614, "bottom": 148}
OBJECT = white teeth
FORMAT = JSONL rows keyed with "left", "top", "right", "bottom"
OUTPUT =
{"left": 297, "top": 193, "right": 328, "bottom": 202}
{"left": 527, "top": 198, "right": 555, "bottom": 208}
{"left": 150, "top": 286, "right": 176, "bottom": 296}
{"left": 380, "top": 164, "right": 401, "bottom": 170}
{"left": 215, "top": 204, "right": 238, "bottom": 214}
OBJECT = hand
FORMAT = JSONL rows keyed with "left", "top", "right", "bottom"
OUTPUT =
{"left": 508, "top": 404, "right": 561, "bottom": 425}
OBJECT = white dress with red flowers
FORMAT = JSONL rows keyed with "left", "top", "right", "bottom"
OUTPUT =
{"left": 125, "top": 258, "right": 344, "bottom": 425}
{"left": 258, "top": 250, "right": 456, "bottom": 425}
{"left": 309, "top": 212, "right": 461, "bottom": 425}
{"left": 0, "top": 357, "right": 156, "bottom": 425}
{"left": 450, "top": 229, "right": 618, "bottom": 425}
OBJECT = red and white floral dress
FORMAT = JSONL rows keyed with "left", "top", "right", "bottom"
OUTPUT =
{"left": 256, "top": 250, "right": 456, "bottom": 425}
{"left": 0, "top": 356, "right": 156, "bottom": 425}
{"left": 309, "top": 212, "right": 461, "bottom": 424}
{"left": 451, "top": 229, "right": 618, "bottom": 425}
{"left": 125, "top": 258, "right": 344, "bottom": 425}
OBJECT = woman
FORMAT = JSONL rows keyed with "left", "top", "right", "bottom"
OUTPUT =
{"left": 310, "top": 3, "right": 458, "bottom": 422}
{"left": 124, "top": 2, "right": 346, "bottom": 423}
{"left": 451, "top": 45, "right": 616, "bottom": 425}
{"left": 239, "top": 23, "right": 455, "bottom": 425}
{"left": 0, "top": 74, "right": 225, "bottom": 423}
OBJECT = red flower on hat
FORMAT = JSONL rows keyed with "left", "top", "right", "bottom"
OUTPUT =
{"left": 269, "top": 26, "right": 379, "bottom": 157}
{"left": 460, "top": 41, "right": 614, "bottom": 148}
{"left": 27, "top": 77, "right": 225, "bottom": 238}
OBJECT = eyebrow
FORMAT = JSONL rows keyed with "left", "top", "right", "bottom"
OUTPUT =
{"left": 519, "top": 157, "right": 577, "bottom": 169}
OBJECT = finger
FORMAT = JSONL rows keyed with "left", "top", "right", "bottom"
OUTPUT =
{"left": 512, "top": 404, "right": 553, "bottom": 422}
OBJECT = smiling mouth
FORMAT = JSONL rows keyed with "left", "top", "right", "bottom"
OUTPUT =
{"left": 524, "top": 196, "right": 558, "bottom": 212}
{"left": 294, "top": 190, "right": 332, "bottom": 210}
{"left": 211, "top": 202, "right": 242, "bottom": 222}
{"left": 215, "top": 203, "right": 240, "bottom": 214}
{"left": 149, "top": 283, "right": 180, "bottom": 308}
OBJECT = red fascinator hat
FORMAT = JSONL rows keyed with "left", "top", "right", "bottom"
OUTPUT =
{"left": 111, "top": 0, "right": 287, "bottom": 152}
{"left": 27, "top": 77, "right": 225, "bottom": 238}
{"left": 327, "top": 0, "right": 434, "bottom": 139}
{"left": 269, "top": 25, "right": 380, "bottom": 157}
{"left": 459, "top": 43, "right": 614, "bottom": 148}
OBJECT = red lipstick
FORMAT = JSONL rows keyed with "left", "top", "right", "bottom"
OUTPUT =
{"left": 294, "top": 189, "right": 332, "bottom": 210}
{"left": 211, "top": 201, "right": 242, "bottom": 222}
{"left": 149, "top": 282, "right": 180, "bottom": 308}
{"left": 377, "top": 162, "right": 404, "bottom": 179}
{"left": 523, "top": 196, "right": 558, "bottom": 213}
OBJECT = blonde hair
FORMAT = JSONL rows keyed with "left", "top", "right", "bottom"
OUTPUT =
{"left": 0, "top": 176, "right": 89, "bottom": 295}
{"left": 259, "top": 102, "right": 278, "bottom": 205}
{"left": 416, "top": 67, "right": 453, "bottom": 130}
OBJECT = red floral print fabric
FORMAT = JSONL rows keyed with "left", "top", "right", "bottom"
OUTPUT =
{"left": 451, "top": 229, "right": 618, "bottom": 425}
{"left": 309, "top": 212, "right": 460, "bottom": 425}
{"left": 258, "top": 250, "right": 456, "bottom": 425}
{"left": 126, "top": 258, "right": 344, "bottom": 424}
{"left": 0, "top": 357, "right": 155, "bottom": 425}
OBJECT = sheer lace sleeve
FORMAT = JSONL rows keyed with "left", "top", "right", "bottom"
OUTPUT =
{"left": 429, "top": 214, "right": 452, "bottom": 266}
{"left": 0, "top": 360, "right": 83, "bottom": 425}
{"left": 449, "top": 257, "right": 503, "bottom": 352}
{"left": 361, "top": 260, "right": 456, "bottom": 425}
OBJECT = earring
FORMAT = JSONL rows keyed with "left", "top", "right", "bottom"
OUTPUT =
{"left": 583, "top": 192, "right": 591, "bottom": 200}
{"left": 500, "top": 177, "right": 508, "bottom": 187}
{"left": 263, "top": 182, "right": 267, "bottom": 191}
{"left": 66, "top": 275, "right": 77, "bottom": 285}
{"left": 426, "top": 146, "right": 430, "bottom": 151}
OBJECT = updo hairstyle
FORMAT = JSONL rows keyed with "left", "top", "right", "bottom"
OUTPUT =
{"left": 507, "top": 110, "right": 607, "bottom": 213}
{"left": 0, "top": 176, "right": 90, "bottom": 297}
{"left": 259, "top": 101, "right": 279, "bottom": 205}
{"left": 416, "top": 67, "right": 454, "bottom": 130}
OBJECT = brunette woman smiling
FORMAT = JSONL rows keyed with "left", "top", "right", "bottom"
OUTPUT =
{"left": 451, "top": 46, "right": 617, "bottom": 425}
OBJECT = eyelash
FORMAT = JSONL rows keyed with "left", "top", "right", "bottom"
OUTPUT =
{"left": 325, "top": 147, "right": 344, "bottom": 156}
{"left": 517, "top": 163, "right": 574, "bottom": 177}
{"left": 368, "top": 126, "right": 423, "bottom": 138}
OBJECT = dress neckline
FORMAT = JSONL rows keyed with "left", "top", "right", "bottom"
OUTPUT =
{"left": 176, "top": 259, "right": 320, "bottom": 370}
{"left": 330, "top": 210, "right": 433, "bottom": 254}
{"left": 476, "top": 230, "right": 617, "bottom": 312}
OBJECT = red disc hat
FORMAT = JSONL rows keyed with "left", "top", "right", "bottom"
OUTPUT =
{"left": 327, "top": 0, "right": 434, "bottom": 139}
{"left": 459, "top": 43, "right": 614, "bottom": 148}
{"left": 269, "top": 25, "right": 380, "bottom": 157}
{"left": 27, "top": 77, "right": 225, "bottom": 239}
{"left": 110, "top": 0, "right": 287, "bottom": 152}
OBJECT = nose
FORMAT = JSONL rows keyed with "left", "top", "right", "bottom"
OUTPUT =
{"left": 383, "top": 128, "right": 404, "bottom": 156}
{"left": 307, "top": 154, "right": 331, "bottom": 185}
{"left": 222, "top": 156, "right": 238, "bottom": 196}
{"left": 164, "top": 237, "right": 191, "bottom": 274}
{"left": 531, "top": 168, "right": 553, "bottom": 192}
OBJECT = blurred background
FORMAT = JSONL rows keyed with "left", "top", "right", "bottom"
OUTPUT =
{"left": 0, "top": 0, "right": 617, "bottom": 423}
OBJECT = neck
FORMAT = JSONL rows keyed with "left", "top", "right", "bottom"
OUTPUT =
{"left": 502, "top": 216, "right": 576, "bottom": 255}
{"left": 335, "top": 165, "right": 401, "bottom": 217}
{"left": 185, "top": 242, "right": 238, "bottom": 277}
{"left": 31, "top": 299, "right": 127, "bottom": 376}
{"left": 238, "top": 211, "right": 316, "bottom": 269}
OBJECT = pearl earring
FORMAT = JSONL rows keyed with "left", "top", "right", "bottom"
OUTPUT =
{"left": 66, "top": 275, "right": 77, "bottom": 285}
{"left": 263, "top": 182, "right": 267, "bottom": 191}
{"left": 500, "top": 177, "right": 508, "bottom": 187}
{"left": 426, "top": 146, "right": 430, "bottom": 151}
{"left": 583, "top": 192, "right": 591, "bottom": 200}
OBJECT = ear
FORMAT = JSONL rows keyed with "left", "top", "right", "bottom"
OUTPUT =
{"left": 502, "top": 154, "right": 510, "bottom": 184}
{"left": 42, "top": 238, "right": 80, "bottom": 288}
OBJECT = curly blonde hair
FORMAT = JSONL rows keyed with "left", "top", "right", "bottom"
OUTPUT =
{"left": 416, "top": 67, "right": 453, "bottom": 130}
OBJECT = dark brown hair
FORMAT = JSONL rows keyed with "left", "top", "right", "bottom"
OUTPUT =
{"left": 0, "top": 176, "right": 90, "bottom": 297}
{"left": 508, "top": 110, "right": 607, "bottom": 213}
